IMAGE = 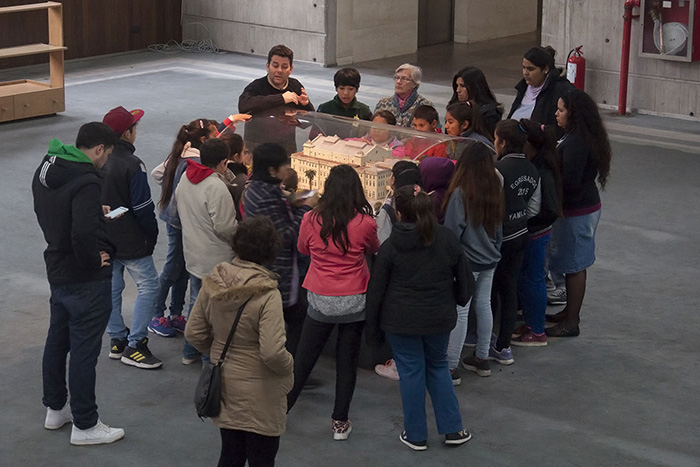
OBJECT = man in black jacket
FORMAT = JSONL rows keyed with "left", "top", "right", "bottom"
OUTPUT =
{"left": 238, "top": 45, "right": 315, "bottom": 155}
{"left": 101, "top": 106, "right": 163, "bottom": 369}
{"left": 32, "top": 122, "right": 125, "bottom": 445}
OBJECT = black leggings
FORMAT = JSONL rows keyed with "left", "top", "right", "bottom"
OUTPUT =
{"left": 218, "top": 429, "right": 279, "bottom": 467}
{"left": 286, "top": 316, "right": 364, "bottom": 421}
{"left": 492, "top": 235, "right": 527, "bottom": 350}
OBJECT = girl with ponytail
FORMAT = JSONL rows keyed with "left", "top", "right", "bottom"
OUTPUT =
{"left": 487, "top": 119, "right": 541, "bottom": 365}
{"left": 512, "top": 119, "right": 561, "bottom": 346}
{"left": 149, "top": 119, "right": 217, "bottom": 340}
{"left": 366, "top": 185, "right": 474, "bottom": 450}
{"left": 444, "top": 142, "right": 504, "bottom": 379}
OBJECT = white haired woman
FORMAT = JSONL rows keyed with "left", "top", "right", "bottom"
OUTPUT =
{"left": 374, "top": 63, "right": 433, "bottom": 127}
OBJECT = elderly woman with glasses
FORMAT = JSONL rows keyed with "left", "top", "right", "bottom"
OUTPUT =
{"left": 374, "top": 63, "right": 433, "bottom": 127}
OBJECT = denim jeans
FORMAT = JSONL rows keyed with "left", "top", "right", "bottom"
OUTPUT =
{"left": 107, "top": 256, "right": 159, "bottom": 347}
{"left": 518, "top": 233, "right": 551, "bottom": 334}
{"left": 154, "top": 224, "right": 189, "bottom": 317}
{"left": 492, "top": 235, "right": 527, "bottom": 350}
{"left": 43, "top": 280, "right": 111, "bottom": 430}
{"left": 387, "top": 332, "right": 463, "bottom": 441}
{"left": 448, "top": 268, "right": 495, "bottom": 364}
{"left": 183, "top": 275, "right": 205, "bottom": 360}
{"left": 287, "top": 316, "right": 364, "bottom": 421}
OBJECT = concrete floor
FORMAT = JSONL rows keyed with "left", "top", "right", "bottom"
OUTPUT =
{"left": 1, "top": 40, "right": 700, "bottom": 466}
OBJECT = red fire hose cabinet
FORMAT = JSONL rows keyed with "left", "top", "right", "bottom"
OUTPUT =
{"left": 640, "top": 0, "right": 700, "bottom": 61}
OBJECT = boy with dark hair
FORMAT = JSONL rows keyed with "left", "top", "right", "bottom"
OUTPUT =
{"left": 176, "top": 138, "right": 237, "bottom": 365}
{"left": 32, "top": 122, "right": 125, "bottom": 445}
{"left": 317, "top": 68, "right": 372, "bottom": 120}
{"left": 401, "top": 104, "right": 448, "bottom": 160}
{"left": 411, "top": 105, "right": 440, "bottom": 132}
{"left": 101, "top": 106, "right": 165, "bottom": 367}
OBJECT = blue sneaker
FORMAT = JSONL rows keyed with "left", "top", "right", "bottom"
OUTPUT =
{"left": 488, "top": 346, "right": 514, "bottom": 365}
{"left": 148, "top": 317, "right": 177, "bottom": 338}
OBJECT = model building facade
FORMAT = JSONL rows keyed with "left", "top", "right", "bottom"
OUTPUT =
{"left": 291, "top": 135, "right": 404, "bottom": 201}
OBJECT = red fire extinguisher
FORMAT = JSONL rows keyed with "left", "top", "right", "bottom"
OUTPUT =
{"left": 567, "top": 45, "right": 586, "bottom": 90}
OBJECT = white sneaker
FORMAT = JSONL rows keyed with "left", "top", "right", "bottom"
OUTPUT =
{"left": 44, "top": 403, "right": 72, "bottom": 430}
{"left": 374, "top": 359, "right": 400, "bottom": 381}
{"left": 70, "top": 420, "right": 125, "bottom": 446}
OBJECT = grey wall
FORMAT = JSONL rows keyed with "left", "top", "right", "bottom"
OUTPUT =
{"left": 454, "top": 0, "right": 539, "bottom": 43}
{"left": 182, "top": 0, "right": 333, "bottom": 64}
{"left": 542, "top": 0, "right": 700, "bottom": 118}
{"left": 182, "top": 0, "right": 420, "bottom": 66}
{"left": 336, "top": 0, "right": 419, "bottom": 65}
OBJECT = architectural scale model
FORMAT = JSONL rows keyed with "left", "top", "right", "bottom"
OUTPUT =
{"left": 291, "top": 134, "right": 409, "bottom": 201}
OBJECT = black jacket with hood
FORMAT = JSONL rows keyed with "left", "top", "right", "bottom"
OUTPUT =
{"left": 365, "top": 223, "right": 474, "bottom": 345}
{"left": 32, "top": 139, "right": 114, "bottom": 286}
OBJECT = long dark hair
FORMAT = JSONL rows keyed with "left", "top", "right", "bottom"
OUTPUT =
{"left": 394, "top": 185, "right": 436, "bottom": 246}
{"left": 449, "top": 66, "right": 500, "bottom": 107}
{"left": 445, "top": 142, "right": 504, "bottom": 237}
{"left": 520, "top": 118, "right": 563, "bottom": 214}
{"left": 494, "top": 119, "right": 529, "bottom": 157}
{"left": 313, "top": 165, "right": 372, "bottom": 254}
{"left": 158, "top": 119, "right": 216, "bottom": 208}
{"left": 560, "top": 89, "right": 612, "bottom": 189}
{"left": 446, "top": 101, "right": 493, "bottom": 142}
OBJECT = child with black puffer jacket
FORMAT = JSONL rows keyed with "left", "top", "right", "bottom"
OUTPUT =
{"left": 366, "top": 185, "right": 474, "bottom": 451}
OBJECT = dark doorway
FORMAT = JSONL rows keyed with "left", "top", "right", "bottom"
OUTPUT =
{"left": 418, "top": 0, "right": 454, "bottom": 47}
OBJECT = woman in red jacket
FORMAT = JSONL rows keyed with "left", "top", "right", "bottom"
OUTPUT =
{"left": 286, "top": 164, "right": 380, "bottom": 441}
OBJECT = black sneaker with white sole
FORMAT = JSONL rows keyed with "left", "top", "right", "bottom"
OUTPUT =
{"left": 445, "top": 429, "right": 472, "bottom": 446}
{"left": 399, "top": 431, "right": 428, "bottom": 451}
{"left": 109, "top": 338, "right": 128, "bottom": 359}
{"left": 121, "top": 338, "right": 162, "bottom": 369}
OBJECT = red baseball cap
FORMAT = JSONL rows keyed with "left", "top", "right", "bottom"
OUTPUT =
{"left": 102, "top": 106, "right": 145, "bottom": 135}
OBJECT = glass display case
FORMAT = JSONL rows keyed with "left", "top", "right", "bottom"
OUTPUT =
{"left": 640, "top": 0, "right": 700, "bottom": 61}
{"left": 223, "top": 108, "right": 482, "bottom": 205}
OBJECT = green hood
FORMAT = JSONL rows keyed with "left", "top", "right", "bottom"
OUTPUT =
{"left": 47, "top": 139, "right": 93, "bottom": 165}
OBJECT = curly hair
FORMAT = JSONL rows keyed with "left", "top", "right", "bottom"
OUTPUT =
{"left": 233, "top": 216, "right": 281, "bottom": 266}
{"left": 560, "top": 89, "right": 612, "bottom": 189}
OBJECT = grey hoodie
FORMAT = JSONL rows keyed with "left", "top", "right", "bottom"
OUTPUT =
{"left": 444, "top": 187, "right": 502, "bottom": 271}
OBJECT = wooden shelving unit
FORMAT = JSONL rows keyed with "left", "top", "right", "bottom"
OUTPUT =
{"left": 0, "top": 2, "right": 66, "bottom": 123}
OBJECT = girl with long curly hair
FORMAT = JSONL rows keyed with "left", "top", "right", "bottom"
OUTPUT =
{"left": 545, "top": 89, "right": 612, "bottom": 337}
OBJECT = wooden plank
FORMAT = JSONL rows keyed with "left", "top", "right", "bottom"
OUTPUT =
{"left": 0, "top": 43, "right": 66, "bottom": 59}
{"left": 0, "top": 2, "right": 61, "bottom": 14}
{"left": 0, "top": 80, "right": 51, "bottom": 98}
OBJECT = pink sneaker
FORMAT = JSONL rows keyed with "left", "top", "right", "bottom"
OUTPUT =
{"left": 169, "top": 315, "right": 187, "bottom": 334}
{"left": 375, "top": 359, "right": 400, "bottom": 381}
{"left": 511, "top": 329, "right": 548, "bottom": 347}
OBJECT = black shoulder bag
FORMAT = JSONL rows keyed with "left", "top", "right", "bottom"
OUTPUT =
{"left": 194, "top": 297, "right": 252, "bottom": 419}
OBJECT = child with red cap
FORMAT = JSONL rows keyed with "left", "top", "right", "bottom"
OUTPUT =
{"left": 101, "top": 106, "right": 164, "bottom": 369}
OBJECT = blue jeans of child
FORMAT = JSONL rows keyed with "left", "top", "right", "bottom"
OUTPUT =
{"left": 43, "top": 279, "right": 111, "bottom": 430}
{"left": 387, "top": 332, "right": 463, "bottom": 442}
{"left": 183, "top": 275, "right": 205, "bottom": 360}
{"left": 154, "top": 224, "right": 189, "bottom": 317}
{"left": 447, "top": 268, "right": 495, "bottom": 364}
{"left": 107, "top": 256, "right": 159, "bottom": 347}
{"left": 518, "top": 232, "right": 551, "bottom": 334}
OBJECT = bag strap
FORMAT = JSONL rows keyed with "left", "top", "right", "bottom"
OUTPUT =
{"left": 217, "top": 296, "right": 253, "bottom": 366}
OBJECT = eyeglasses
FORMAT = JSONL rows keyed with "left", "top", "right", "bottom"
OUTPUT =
{"left": 393, "top": 75, "right": 414, "bottom": 83}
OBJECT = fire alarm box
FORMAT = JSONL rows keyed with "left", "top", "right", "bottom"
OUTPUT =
{"left": 640, "top": 0, "right": 700, "bottom": 61}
